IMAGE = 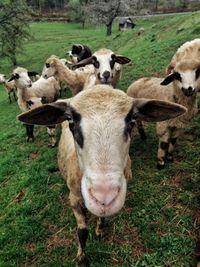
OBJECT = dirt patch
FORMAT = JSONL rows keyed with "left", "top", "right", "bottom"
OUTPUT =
{"left": 46, "top": 235, "right": 73, "bottom": 250}
{"left": 24, "top": 242, "right": 37, "bottom": 253}
{"left": 12, "top": 190, "right": 24, "bottom": 203}
{"left": 28, "top": 151, "right": 39, "bottom": 160}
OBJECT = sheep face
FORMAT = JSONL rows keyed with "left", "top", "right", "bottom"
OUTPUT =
{"left": 93, "top": 51, "right": 116, "bottom": 84}
{"left": 18, "top": 85, "right": 186, "bottom": 217}
{"left": 8, "top": 68, "right": 32, "bottom": 89}
{"left": 42, "top": 61, "right": 56, "bottom": 79}
{"left": 0, "top": 74, "right": 6, "bottom": 83}
{"left": 74, "top": 48, "right": 131, "bottom": 85}
{"left": 161, "top": 60, "right": 200, "bottom": 96}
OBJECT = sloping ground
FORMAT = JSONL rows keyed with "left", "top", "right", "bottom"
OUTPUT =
{"left": 0, "top": 11, "right": 200, "bottom": 267}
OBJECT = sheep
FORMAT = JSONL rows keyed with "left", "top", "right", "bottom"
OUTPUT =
{"left": 0, "top": 74, "right": 17, "bottom": 103}
{"left": 42, "top": 55, "right": 94, "bottom": 96}
{"left": 17, "top": 85, "right": 186, "bottom": 266}
{"left": 137, "top": 27, "right": 145, "bottom": 36}
{"left": 127, "top": 58, "right": 200, "bottom": 168}
{"left": 9, "top": 67, "right": 60, "bottom": 147}
{"left": 71, "top": 44, "right": 92, "bottom": 63}
{"left": 42, "top": 49, "right": 130, "bottom": 95}
{"left": 73, "top": 48, "right": 131, "bottom": 88}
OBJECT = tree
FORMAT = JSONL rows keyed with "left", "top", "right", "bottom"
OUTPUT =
{"left": 0, "top": 0, "right": 32, "bottom": 66}
{"left": 67, "top": 0, "right": 89, "bottom": 28}
{"left": 88, "top": 0, "right": 132, "bottom": 36}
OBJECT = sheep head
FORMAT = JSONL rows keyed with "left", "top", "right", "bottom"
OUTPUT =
{"left": 161, "top": 60, "right": 200, "bottom": 96}
{"left": 8, "top": 67, "right": 32, "bottom": 89}
{"left": 18, "top": 85, "right": 186, "bottom": 217}
{"left": 73, "top": 48, "right": 131, "bottom": 85}
{"left": 42, "top": 56, "right": 61, "bottom": 79}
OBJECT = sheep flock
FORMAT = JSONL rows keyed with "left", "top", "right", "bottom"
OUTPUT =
{"left": 1, "top": 39, "right": 200, "bottom": 267}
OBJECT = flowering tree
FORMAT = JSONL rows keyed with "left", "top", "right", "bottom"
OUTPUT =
{"left": 0, "top": 0, "right": 32, "bottom": 66}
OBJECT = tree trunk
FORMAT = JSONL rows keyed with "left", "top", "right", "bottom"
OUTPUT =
{"left": 106, "top": 22, "right": 112, "bottom": 36}
{"left": 11, "top": 55, "right": 17, "bottom": 66}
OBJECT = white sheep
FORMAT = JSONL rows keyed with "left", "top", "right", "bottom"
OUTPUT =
{"left": 0, "top": 74, "right": 17, "bottom": 103}
{"left": 42, "top": 48, "right": 130, "bottom": 95}
{"left": 42, "top": 55, "right": 94, "bottom": 96}
{"left": 127, "top": 59, "right": 200, "bottom": 168}
{"left": 74, "top": 48, "right": 130, "bottom": 88}
{"left": 17, "top": 85, "right": 186, "bottom": 266}
{"left": 9, "top": 67, "right": 60, "bottom": 146}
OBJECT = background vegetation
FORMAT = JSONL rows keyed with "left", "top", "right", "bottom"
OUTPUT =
{"left": 0, "top": 11, "right": 200, "bottom": 267}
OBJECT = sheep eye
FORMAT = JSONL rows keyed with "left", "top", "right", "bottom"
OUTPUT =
{"left": 15, "top": 73, "right": 20, "bottom": 79}
{"left": 196, "top": 67, "right": 200, "bottom": 79}
{"left": 174, "top": 72, "right": 182, "bottom": 82}
{"left": 46, "top": 63, "right": 50, "bottom": 68}
{"left": 92, "top": 57, "right": 99, "bottom": 68}
{"left": 110, "top": 54, "right": 116, "bottom": 69}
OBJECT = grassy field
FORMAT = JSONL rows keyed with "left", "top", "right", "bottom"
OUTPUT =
{"left": 0, "top": 11, "right": 200, "bottom": 267}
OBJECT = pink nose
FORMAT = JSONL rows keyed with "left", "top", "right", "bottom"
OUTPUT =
{"left": 89, "top": 184, "right": 120, "bottom": 206}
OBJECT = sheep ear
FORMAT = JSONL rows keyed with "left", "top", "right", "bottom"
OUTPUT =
{"left": 166, "top": 63, "right": 175, "bottom": 75}
{"left": 7, "top": 74, "right": 16, "bottom": 82}
{"left": 17, "top": 102, "right": 72, "bottom": 126}
{"left": 115, "top": 56, "right": 131, "bottom": 64}
{"left": 132, "top": 99, "right": 187, "bottom": 122}
{"left": 160, "top": 73, "right": 177, "bottom": 85}
{"left": 8, "top": 73, "right": 20, "bottom": 82}
{"left": 28, "top": 71, "right": 39, "bottom": 77}
{"left": 73, "top": 57, "right": 93, "bottom": 67}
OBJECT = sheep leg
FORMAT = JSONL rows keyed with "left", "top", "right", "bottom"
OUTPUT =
{"left": 136, "top": 120, "right": 147, "bottom": 140}
{"left": 157, "top": 130, "right": 170, "bottom": 169}
{"left": 13, "top": 90, "right": 17, "bottom": 101}
{"left": 167, "top": 128, "right": 181, "bottom": 161}
{"left": 69, "top": 192, "right": 88, "bottom": 267}
{"left": 26, "top": 124, "right": 34, "bottom": 142}
{"left": 95, "top": 217, "right": 105, "bottom": 240}
{"left": 47, "top": 126, "right": 56, "bottom": 147}
{"left": 8, "top": 92, "right": 12, "bottom": 103}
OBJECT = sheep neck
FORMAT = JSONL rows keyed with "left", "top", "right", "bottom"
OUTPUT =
{"left": 17, "top": 87, "right": 29, "bottom": 111}
{"left": 54, "top": 60, "right": 84, "bottom": 89}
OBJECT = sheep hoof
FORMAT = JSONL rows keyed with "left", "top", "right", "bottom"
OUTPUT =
{"left": 27, "top": 137, "right": 34, "bottom": 142}
{"left": 95, "top": 231, "right": 104, "bottom": 241}
{"left": 76, "top": 257, "right": 89, "bottom": 267}
{"left": 48, "top": 142, "right": 56, "bottom": 148}
{"left": 157, "top": 162, "right": 165, "bottom": 170}
{"left": 167, "top": 153, "right": 174, "bottom": 162}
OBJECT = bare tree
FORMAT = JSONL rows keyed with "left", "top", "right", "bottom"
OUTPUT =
{"left": 88, "top": 0, "right": 132, "bottom": 36}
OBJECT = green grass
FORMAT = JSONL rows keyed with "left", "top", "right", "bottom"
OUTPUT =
{"left": 0, "top": 11, "right": 200, "bottom": 267}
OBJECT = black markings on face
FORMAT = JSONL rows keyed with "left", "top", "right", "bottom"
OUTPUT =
{"left": 174, "top": 72, "right": 182, "bottom": 82}
{"left": 26, "top": 100, "right": 34, "bottom": 108}
{"left": 110, "top": 54, "right": 116, "bottom": 69}
{"left": 196, "top": 67, "right": 200, "bottom": 80}
{"left": 68, "top": 108, "right": 84, "bottom": 148}
{"left": 45, "top": 63, "right": 50, "bottom": 68}
{"left": 124, "top": 107, "right": 135, "bottom": 141}
{"left": 92, "top": 56, "right": 100, "bottom": 69}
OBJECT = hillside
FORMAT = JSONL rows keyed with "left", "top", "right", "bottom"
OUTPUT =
{"left": 0, "top": 11, "right": 200, "bottom": 267}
